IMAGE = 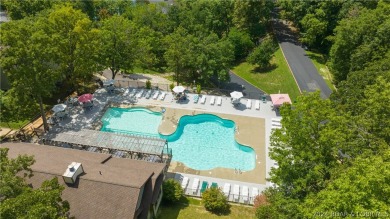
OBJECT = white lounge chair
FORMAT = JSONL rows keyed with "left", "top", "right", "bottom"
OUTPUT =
{"left": 145, "top": 89, "right": 152, "bottom": 99}
{"left": 255, "top": 100, "right": 260, "bottom": 110}
{"left": 233, "top": 185, "right": 240, "bottom": 201}
{"left": 136, "top": 89, "right": 144, "bottom": 98}
{"left": 272, "top": 122, "right": 281, "bottom": 127}
{"left": 252, "top": 187, "right": 259, "bottom": 199}
{"left": 217, "top": 97, "right": 222, "bottom": 106}
{"left": 192, "top": 178, "right": 200, "bottom": 194}
{"left": 129, "top": 89, "right": 137, "bottom": 97}
{"left": 246, "top": 99, "right": 252, "bottom": 109}
{"left": 242, "top": 186, "right": 249, "bottom": 203}
{"left": 123, "top": 88, "right": 130, "bottom": 96}
{"left": 223, "top": 183, "right": 231, "bottom": 196}
{"left": 181, "top": 177, "right": 189, "bottom": 189}
{"left": 271, "top": 118, "right": 282, "bottom": 123}
{"left": 159, "top": 92, "right": 166, "bottom": 100}
{"left": 210, "top": 96, "right": 215, "bottom": 105}
{"left": 153, "top": 91, "right": 159, "bottom": 99}
{"left": 200, "top": 95, "right": 206, "bottom": 104}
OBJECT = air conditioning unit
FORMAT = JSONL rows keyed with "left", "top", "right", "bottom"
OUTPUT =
{"left": 62, "top": 162, "right": 84, "bottom": 184}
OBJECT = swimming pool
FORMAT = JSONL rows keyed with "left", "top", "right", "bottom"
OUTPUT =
{"left": 101, "top": 107, "right": 256, "bottom": 171}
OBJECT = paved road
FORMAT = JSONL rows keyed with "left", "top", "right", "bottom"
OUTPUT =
{"left": 272, "top": 12, "right": 332, "bottom": 99}
{"left": 221, "top": 71, "right": 267, "bottom": 100}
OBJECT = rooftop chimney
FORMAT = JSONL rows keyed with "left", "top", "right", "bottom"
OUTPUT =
{"left": 62, "top": 162, "right": 84, "bottom": 184}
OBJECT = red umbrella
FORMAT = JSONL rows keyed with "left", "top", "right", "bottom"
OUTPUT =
{"left": 78, "top": 94, "right": 93, "bottom": 103}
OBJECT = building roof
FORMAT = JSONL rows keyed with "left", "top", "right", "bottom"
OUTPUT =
{"left": 1, "top": 142, "right": 167, "bottom": 219}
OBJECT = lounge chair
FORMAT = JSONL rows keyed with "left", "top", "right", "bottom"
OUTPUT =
{"left": 272, "top": 122, "right": 281, "bottom": 127}
{"left": 217, "top": 97, "right": 222, "bottom": 106}
{"left": 233, "top": 185, "right": 240, "bottom": 201}
{"left": 200, "top": 95, "right": 206, "bottom": 104}
{"left": 153, "top": 91, "right": 160, "bottom": 99}
{"left": 252, "top": 187, "right": 259, "bottom": 199}
{"left": 159, "top": 92, "right": 166, "bottom": 100}
{"left": 193, "top": 94, "right": 199, "bottom": 103}
{"left": 210, "top": 96, "right": 215, "bottom": 105}
{"left": 223, "top": 183, "right": 231, "bottom": 196}
{"left": 246, "top": 99, "right": 252, "bottom": 109}
{"left": 145, "top": 89, "right": 152, "bottom": 99}
{"left": 242, "top": 186, "right": 249, "bottom": 203}
{"left": 192, "top": 178, "right": 200, "bottom": 194}
{"left": 129, "top": 88, "right": 137, "bottom": 97}
{"left": 255, "top": 100, "right": 260, "bottom": 110}
{"left": 123, "top": 88, "right": 130, "bottom": 96}
{"left": 200, "top": 181, "right": 209, "bottom": 193}
{"left": 271, "top": 118, "right": 281, "bottom": 123}
{"left": 211, "top": 182, "right": 218, "bottom": 188}
{"left": 181, "top": 177, "right": 189, "bottom": 189}
{"left": 136, "top": 89, "right": 144, "bottom": 98}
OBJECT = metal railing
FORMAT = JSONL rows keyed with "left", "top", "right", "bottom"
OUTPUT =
{"left": 182, "top": 187, "right": 257, "bottom": 205}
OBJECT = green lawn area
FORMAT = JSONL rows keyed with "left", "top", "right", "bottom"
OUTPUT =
{"left": 304, "top": 51, "right": 336, "bottom": 91}
{"left": 232, "top": 48, "right": 301, "bottom": 101}
{"left": 157, "top": 198, "right": 256, "bottom": 219}
{"left": 0, "top": 120, "right": 29, "bottom": 129}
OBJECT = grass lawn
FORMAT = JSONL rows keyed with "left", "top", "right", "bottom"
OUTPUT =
{"left": 157, "top": 198, "right": 256, "bottom": 219}
{"left": 232, "top": 48, "right": 301, "bottom": 101}
{"left": 0, "top": 120, "right": 29, "bottom": 129}
{"left": 304, "top": 51, "right": 336, "bottom": 91}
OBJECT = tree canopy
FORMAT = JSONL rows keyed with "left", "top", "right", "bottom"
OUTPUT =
{"left": 0, "top": 148, "right": 70, "bottom": 218}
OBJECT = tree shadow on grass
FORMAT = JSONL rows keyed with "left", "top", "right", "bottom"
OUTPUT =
{"left": 304, "top": 53, "right": 327, "bottom": 65}
{"left": 158, "top": 199, "right": 190, "bottom": 219}
{"left": 251, "top": 64, "right": 277, "bottom": 74}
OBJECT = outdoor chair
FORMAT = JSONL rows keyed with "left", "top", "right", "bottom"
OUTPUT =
{"left": 246, "top": 99, "right": 252, "bottom": 109}
{"left": 217, "top": 97, "right": 222, "bottom": 106}
{"left": 223, "top": 183, "right": 231, "bottom": 196}
{"left": 200, "top": 181, "right": 209, "bottom": 193}
{"left": 255, "top": 100, "right": 260, "bottom": 110}
{"left": 181, "top": 177, "right": 189, "bottom": 189}
{"left": 153, "top": 91, "right": 160, "bottom": 99}
{"left": 200, "top": 95, "right": 206, "bottom": 104}
{"left": 210, "top": 96, "right": 215, "bottom": 105}
{"left": 192, "top": 178, "right": 200, "bottom": 194}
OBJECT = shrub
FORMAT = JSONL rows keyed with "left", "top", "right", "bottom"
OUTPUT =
{"left": 146, "top": 80, "right": 152, "bottom": 89}
{"left": 254, "top": 194, "right": 268, "bottom": 208}
{"left": 169, "top": 83, "right": 175, "bottom": 92}
{"left": 162, "top": 179, "right": 183, "bottom": 203}
{"left": 201, "top": 187, "right": 230, "bottom": 214}
{"left": 196, "top": 84, "right": 201, "bottom": 94}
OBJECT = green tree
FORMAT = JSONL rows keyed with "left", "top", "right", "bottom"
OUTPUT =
{"left": 201, "top": 187, "right": 230, "bottom": 214}
{"left": 247, "top": 37, "right": 276, "bottom": 68}
{"left": 302, "top": 150, "right": 390, "bottom": 217}
{"left": 330, "top": 1, "right": 390, "bottom": 83}
{"left": 162, "top": 179, "right": 183, "bottom": 203}
{"left": 233, "top": 0, "right": 273, "bottom": 40}
{"left": 0, "top": 148, "right": 70, "bottom": 218}
{"left": 269, "top": 92, "right": 353, "bottom": 199}
{"left": 2, "top": 0, "right": 53, "bottom": 20}
{"left": 45, "top": 4, "right": 100, "bottom": 90}
{"left": 0, "top": 17, "right": 62, "bottom": 131}
{"left": 227, "top": 27, "right": 254, "bottom": 61}
{"left": 97, "top": 15, "right": 140, "bottom": 79}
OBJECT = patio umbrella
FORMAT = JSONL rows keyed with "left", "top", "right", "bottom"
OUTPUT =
{"left": 172, "top": 86, "right": 186, "bottom": 93}
{"left": 52, "top": 104, "right": 67, "bottom": 113}
{"left": 230, "top": 91, "right": 243, "bottom": 99}
{"left": 78, "top": 93, "right": 93, "bottom": 103}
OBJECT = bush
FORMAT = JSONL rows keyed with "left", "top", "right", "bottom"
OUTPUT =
{"left": 162, "top": 179, "right": 183, "bottom": 203}
{"left": 201, "top": 187, "right": 230, "bottom": 214}
{"left": 146, "top": 80, "right": 152, "bottom": 89}
{"left": 169, "top": 83, "right": 175, "bottom": 92}
{"left": 196, "top": 84, "right": 201, "bottom": 94}
{"left": 253, "top": 194, "right": 268, "bottom": 208}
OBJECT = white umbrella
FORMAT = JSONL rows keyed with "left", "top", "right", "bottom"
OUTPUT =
{"left": 173, "top": 86, "right": 186, "bottom": 93}
{"left": 52, "top": 104, "right": 67, "bottom": 113}
{"left": 230, "top": 91, "right": 243, "bottom": 99}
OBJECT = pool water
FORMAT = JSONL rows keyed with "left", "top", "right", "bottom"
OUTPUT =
{"left": 101, "top": 107, "right": 255, "bottom": 171}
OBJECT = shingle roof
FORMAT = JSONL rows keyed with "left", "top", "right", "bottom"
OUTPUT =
{"left": 1, "top": 142, "right": 167, "bottom": 219}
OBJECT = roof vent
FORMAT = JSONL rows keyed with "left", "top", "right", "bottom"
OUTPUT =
{"left": 62, "top": 162, "right": 84, "bottom": 184}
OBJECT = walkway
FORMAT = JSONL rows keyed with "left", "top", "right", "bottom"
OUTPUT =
{"left": 272, "top": 9, "right": 332, "bottom": 99}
